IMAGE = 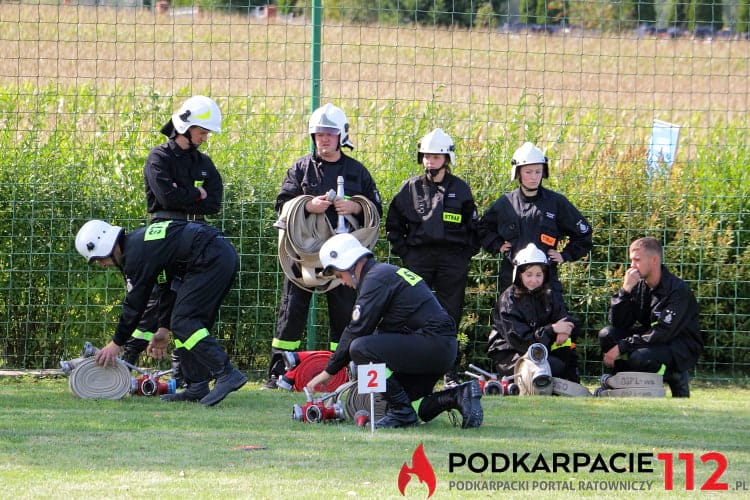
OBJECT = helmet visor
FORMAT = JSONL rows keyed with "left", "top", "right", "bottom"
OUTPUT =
{"left": 311, "top": 126, "right": 340, "bottom": 135}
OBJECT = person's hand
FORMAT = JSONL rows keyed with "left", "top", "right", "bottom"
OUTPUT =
{"left": 552, "top": 318, "right": 574, "bottom": 336}
{"left": 603, "top": 345, "right": 620, "bottom": 368}
{"left": 146, "top": 328, "right": 170, "bottom": 360}
{"left": 622, "top": 267, "right": 640, "bottom": 293}
{"left": 499, "top": 241, "right": 512, "bottom": 253}
{"left": 197, "top": 187, "right": 208, "bottom": 200}
{"left": 547, "top": 249, "right": 563, "bottom": 263}
{"left": 333, "top": 198, "right": 361, "bottom": 216}
{"left": 94, "top": 341, "right": 121, "bottom": 368}
{"left": 306, "top": 195, "right": 332, "bottom": 214}
{"left": 306, "top": 370, "right": 333, "bottom": 393}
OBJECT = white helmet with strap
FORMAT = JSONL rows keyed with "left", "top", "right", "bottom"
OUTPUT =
{"left": 308, "top": 103, "right": 354, "bottom": 150}
{"left": 512, "top": 243, "right": 549, "bottom": 284}
{"left": 510, "top": 142, "right": 548, "bottom": 181}
{"left": 417, "top": 128, "right": 456, "bottom": 165}
{"left": 165, "top": 95, "right": 222, "bottom": 135}
{"left": 319, "top": 233, "right": 372, "bottom": 275}
{"left": 75, "top": 220, "right": 123, "bottom": 263}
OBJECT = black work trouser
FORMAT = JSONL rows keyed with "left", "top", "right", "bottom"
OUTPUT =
{"left": 349, "top": 330, "right": 457, "bottom": 401}
{"left": 599, "top": 326, "right": 676, "bottom": 374}
{"left": 171, "top": 237, "right": 238, "bottom": 382}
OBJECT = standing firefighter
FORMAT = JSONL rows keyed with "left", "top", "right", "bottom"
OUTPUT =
{"left": 385, "top": 128, "right": 479, "bottom": 384}
{"left": 265, "top": 103, "right": 383, "bottom": 389}
{"left": 478, "top": 142, "right": 592, "bottom": 296}
{"left": 75, "top": 219, "right": 246, "bottom": 406}
{"left": 120, "top": 96, "right": 225, "bottom": 380}
{"left": 306, "top": 233, "right": 483, "bottom": 429}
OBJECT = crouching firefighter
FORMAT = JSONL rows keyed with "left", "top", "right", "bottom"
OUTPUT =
{"left": 305, "top": 233, "right": 483, "bottom": 429}
{"left": 75, "top": 219, "right": 247, "bottom": 406}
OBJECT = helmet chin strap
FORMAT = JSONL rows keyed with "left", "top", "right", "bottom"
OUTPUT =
{"left": 349, "top": 270, "right": 359, "bottom": 289}
{"left": 425, "top": 166, "right": 444, "bottom": 178}
{"left": 520, "top": 180, "right": 540, "bottom": 196}
{"left": 184, "top": 129, "right": 200, "bottom": 150}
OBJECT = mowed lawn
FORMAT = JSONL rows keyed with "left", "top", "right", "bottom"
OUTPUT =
{"left": 1, "top": 377, "right": 749, "bottom": 499}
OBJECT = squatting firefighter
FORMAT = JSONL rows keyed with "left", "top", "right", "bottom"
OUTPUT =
{"left": 487, "top": 243, "right": 579, "bottom": 381}
{"left": 385, "top": 128, "right": 480, "bottom": 385}
{"left": 306, "top": 233, "right": 483, "bottom": 429}
{"left": 265, "top": 103, "right": 383, "bottom": 389}
{"left": 599, "top": 237, "right": 703, "bottom": 397}
{"left": 75, "top": 219, "right": 246, "bottom": 406}
{"left": 120, "top": 96, "right": 225, "bottom": 383}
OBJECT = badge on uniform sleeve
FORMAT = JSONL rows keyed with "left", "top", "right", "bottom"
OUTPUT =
{"left": 126, "top": 278, "right": 133, "bottom": 293}
{"left": 662, "top": 309, "right": 674, "bottom": 325}
{"left": 577, "top": 219, "right": 590, "bottom": 234}
{"left": 352, "top": 304, "right": 361, "bottom": 322}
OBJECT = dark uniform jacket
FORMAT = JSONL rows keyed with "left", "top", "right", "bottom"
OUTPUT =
{"left": 477, "top": 186, "right": 592, "bottom": 285}
{"left": 609, "top": 265, "right": 703, "bottom": 371}
{"left": 276, "top": 152, "right": 383, "bottom": 227}
{"left": 385, "top": 172, "right": 479, "bottom": 257}
{"left": 489, "top": 285, "right": 569, "bottom": 356}
{"left": 112, "top": 221, "right": 223, "bottom": 346}
{"left": 144, "top": 139, "right": 223, "bottom": 217}
{"left": 325, "top": 258, "right": 456, "bottom": 374}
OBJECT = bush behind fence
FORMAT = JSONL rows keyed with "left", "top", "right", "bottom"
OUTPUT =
{"left": 0, "top": 88, "right": 747, "bottom": 379}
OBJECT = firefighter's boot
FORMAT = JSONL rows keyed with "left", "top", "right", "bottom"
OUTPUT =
{"left": 374, "top": 379, "right": 417, "bottom": 428}
{"left": 200, "top": 365, "right": 248, "bottom": 406}
{"left": 171, "top": 352, "right": 185, "bottom": 389}
{"left": 665, "top": 370, "right": 690, "bottom": 398}
{"left": 160, "top": 380, "right": 209, "bottom": 402}
{"left": 418, "top": 380, "right": 483, "bottom": 428}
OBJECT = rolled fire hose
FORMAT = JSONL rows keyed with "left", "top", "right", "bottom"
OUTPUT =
{"left": 340, "top": 381, "right": 387, "bottom": 422}
{"left": 275, "top": 194, "right": 380, "bottom": 293}
{"left": 68, "top": 357, "right": 132, "bottom": 399}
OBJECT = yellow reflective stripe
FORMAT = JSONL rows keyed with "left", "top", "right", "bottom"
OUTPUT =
{"left": 396, "top": 267, "right": 423, "bottom": 286}
{"left": 131, "top": 329, "right": 154, "bottom": 341}
{"left": 194, "top": 180, "right": 204, "bottom": 188}
{"left": 157, "top": 269, "right": 167, "bottom": 285}
{"left": 657, "top": 364, "right": 667, "bottom": 375}
{"left": 144, "top": 221, "right": 171, "bottom": 241}
{"left": 272, "top": 338, "right": 301, "bottom": 351}
{"left": 550, "top": 338, "right": 573, "bottom": 351}
{"left": 443, "top": 211, "right": 461, "bottom": 223}
{"left": 175, "top": 328, "right": 210, "bottom": 351}
{"left": 329, "top": 341, "right": 338, "bottom": 351}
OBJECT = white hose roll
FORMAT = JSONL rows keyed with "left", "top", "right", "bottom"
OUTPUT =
{"left": 68, "top": 358, "right": 131, "bottom": 399}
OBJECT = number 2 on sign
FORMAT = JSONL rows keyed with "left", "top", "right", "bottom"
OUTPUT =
{"left": 357, "top": 363, "right": 386, "bottom": 393}
{"left": 657, "top": 452, "right": 728, "bottom": 491}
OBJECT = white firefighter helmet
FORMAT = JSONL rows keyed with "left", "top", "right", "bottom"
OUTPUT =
{"left": 510, "top": 142, "right": 548, "bottom": 181}
{"left": 512, "top": 243, "right": 549, "bottom": 285}
{"left": 169, "top": 95, "right": 222, "bottom": 135}
{"left": 308, "top": 103, "right": 354, "bottom": 149}
{"left": 75, "top": 220, "right": 123, "bottom": 263}
{"left": 417, "top": 128, "right": 456, "bottom": 165}
{"left": 319, "top": 233, "right": 372, "bottom": 275}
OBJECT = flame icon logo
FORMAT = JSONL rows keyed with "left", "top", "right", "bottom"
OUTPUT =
{"left": 398, "top": 443, "right": 436, "bottom": 498}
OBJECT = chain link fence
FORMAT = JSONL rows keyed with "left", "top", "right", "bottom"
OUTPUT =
{"left": 0, "top": 2, "right": 748, "bottom": 380}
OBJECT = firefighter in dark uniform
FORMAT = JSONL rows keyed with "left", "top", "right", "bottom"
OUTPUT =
{"left": 120, "top": 96, "right": 224, "bottom": 380}
{"left": 488, "top": 243, "right": 578, "bottom": 380}
{"left": 599, "top": 237, "right": 703, "bottom": 397}
{"left": 306, "top": 233, "right": 483, "bottom": 429}
{"left": 386, "top": 129, "right": 479, "bottom": 377}
{"left": 265, "top": 103, "right": 383, "bottom": 389}
{"left": 75, "top": 219, "right": 247, "bottom": 406}
{"left": 477, "top": 142, "right": 592, "bottom": 297}
{"left": 478, "top": 142, "right": 591, "bottom": 381}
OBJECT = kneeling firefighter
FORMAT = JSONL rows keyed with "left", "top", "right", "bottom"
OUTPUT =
{"left": 305, "top": 233, "right": 483, "bottom": 428}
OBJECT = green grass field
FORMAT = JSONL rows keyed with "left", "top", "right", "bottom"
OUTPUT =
{"left": 1, "top": 377, "right": 748, "bottom": 499}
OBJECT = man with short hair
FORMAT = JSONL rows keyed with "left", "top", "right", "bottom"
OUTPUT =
{"left": 599, "top": 237, "right": 703, "bottom": 397}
